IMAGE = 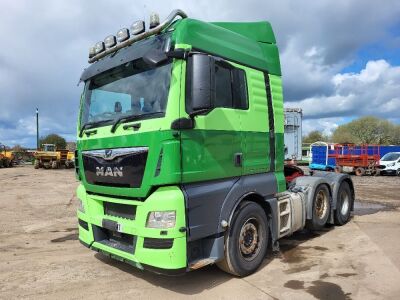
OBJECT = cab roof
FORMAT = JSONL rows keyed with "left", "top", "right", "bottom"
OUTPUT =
{"left": 173, "top": 18, "right": 281, "bottom": 75}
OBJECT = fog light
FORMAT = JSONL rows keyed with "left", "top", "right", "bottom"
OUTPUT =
{"left": 116, "top": 28, "right": 130, "bottom": 42}
{"left": 104, "top": 35, "right": 116, "bottom": 48}
{"left": 146, "top": 211, "right": 176, "bottom": 228}
{"left": 94, "top": 41, "right": 105, "bottom": 54}
{"left": 131, "top": 20, "right": 145, "bottom": 35}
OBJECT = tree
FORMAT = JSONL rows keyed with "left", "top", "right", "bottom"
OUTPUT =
{"left": 39, "top": 134, "right": 67, "bottom": 150}
{"left": 331, "top": 116, "right": 399, "bottom": 145}
{"left": 303, "top": 130, "right": 325, "bottom": 143}
{"left": 12, "top": 144, "right": 24, "bottom": 152}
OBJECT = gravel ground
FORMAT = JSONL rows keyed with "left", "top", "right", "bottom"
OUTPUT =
{"left": 0, "top": 166, "right": 399, "bottom": 299}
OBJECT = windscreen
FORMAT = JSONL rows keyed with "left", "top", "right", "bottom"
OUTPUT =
{"left": 381, "top": 153, "right": 400, "bottom": 161}
{"left": 81, "top": 60, "right": 172, "bottom": 127}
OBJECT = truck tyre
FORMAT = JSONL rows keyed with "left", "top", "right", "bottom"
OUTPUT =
{"left": 334, "top": 181, "right": 353, "bottom": 225}
{"left": 34, "top": 160, "right": 40, "bottom": 169}
{"left": 217, "top": 202, "right": 268, "bottom": 277}
{"left": 306, "top": 184, "right": 331, "bottom": 230}
{"left": 355, "top": 167, "right": 365, "bottom": 176}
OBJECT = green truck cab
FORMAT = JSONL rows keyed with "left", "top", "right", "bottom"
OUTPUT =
{"left": 76, "top": 10, "right": 355, "bottom": 276}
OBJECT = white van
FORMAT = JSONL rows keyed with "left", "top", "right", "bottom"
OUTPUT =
{"left": 378, "top": 152, "right": 400, "bottom": 176}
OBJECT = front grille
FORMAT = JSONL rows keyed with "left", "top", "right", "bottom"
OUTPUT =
{"left": 92, "top": 225, "right": 136, "bottom": 254}
{"left": 82, "top": 147, "right": 148, "bottom": 188}
{"left": 143, "top": 238, "right": 174, "bottom": 249}
{"left": 104, "top": 202, "right": 136, "bottom": 220}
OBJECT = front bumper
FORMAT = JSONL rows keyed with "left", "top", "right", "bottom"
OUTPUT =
{"left": 76, "top": 184, "right": 187, "bottom": 274}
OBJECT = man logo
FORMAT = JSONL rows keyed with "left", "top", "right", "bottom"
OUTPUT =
{"left": 105, "top": 149, "right": 112, "bottom": 159}
{"left": 96, "top": 166, "right": 123, "bottom": 177}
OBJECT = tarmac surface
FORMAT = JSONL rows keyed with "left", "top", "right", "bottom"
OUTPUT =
{"left": 0, "top": 166, "right": 400, "bottom": 299}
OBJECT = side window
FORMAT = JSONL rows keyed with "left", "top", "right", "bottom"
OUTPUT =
{"left": 214, "top": 62, "right": 248, "bottom": 110}
{"left": 215, "top": 63, "right": 233, "bottom": 108}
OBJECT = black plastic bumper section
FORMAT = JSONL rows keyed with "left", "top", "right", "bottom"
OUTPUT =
{"left": 78, "top": 219, "right": 89, "bottom": 231}
{"left": 143, "top": 237, "right": 174, "bottom": 249}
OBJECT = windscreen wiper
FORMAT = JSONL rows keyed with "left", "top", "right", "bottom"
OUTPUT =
{"left": 110, "top": 112, "right": 164, "bottom": 133}
{"left": 79, "top": 119, "right": 112, "bottom": 137}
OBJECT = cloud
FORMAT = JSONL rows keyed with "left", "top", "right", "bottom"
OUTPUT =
{"left": 289, "top": 59, "right": 400, "bottom": 134}
{"left": 0, "top": 0, "right": 400, "bottom": 147}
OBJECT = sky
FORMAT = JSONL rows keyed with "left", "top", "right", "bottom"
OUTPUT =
{"left": 0, "top": 0, "right": 400, "bottom": 147}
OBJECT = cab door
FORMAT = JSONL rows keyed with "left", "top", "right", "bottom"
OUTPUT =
{"left": 180, "top": 55, "right": 248, "bottom": 183}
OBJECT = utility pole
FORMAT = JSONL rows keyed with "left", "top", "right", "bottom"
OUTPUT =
{"left": 36, "top": 108, "right": 39, "bottom": 150}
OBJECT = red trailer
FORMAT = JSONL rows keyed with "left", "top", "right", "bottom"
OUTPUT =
{"left": 329, "top": 144, "right": 380, "bottom": 176}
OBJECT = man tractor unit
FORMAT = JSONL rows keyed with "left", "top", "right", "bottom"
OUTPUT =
{"left": 76, "top": 10, "right": 355, "bottom": 276}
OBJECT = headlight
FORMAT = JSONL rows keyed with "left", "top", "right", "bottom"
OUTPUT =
{"left": 388, "top": 162, "right": 395, "bottom": 167}
{"left": 78, "top": 199, "right": 85, "bottom": 213}
{"left": 146, "top": 211, "right": 176, "bottom": 228}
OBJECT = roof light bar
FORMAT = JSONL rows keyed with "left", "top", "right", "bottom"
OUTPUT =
{"left": 131, "top": 21, "right": 145, "bottom": 35}
{"left": 149, "top": 13, "right": 160, "bottom": 29}
{"left": 104, "top": 35, "right": 117, "bottom": 48}
{"left": 88, "top": 9, "right": 188, "bottom": 63}
{"left": 89, "top": 46, "right": 96, "bottom": 58}
{"left": 116, "top": 28, "right": 130, "bottom": 42}
{"left": 94, "top": 41, "right": 105, "bottom": 54}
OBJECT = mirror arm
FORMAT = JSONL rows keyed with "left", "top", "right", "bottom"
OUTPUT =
{"left": 166, "top": 49, "right": 190, "bottom": 60}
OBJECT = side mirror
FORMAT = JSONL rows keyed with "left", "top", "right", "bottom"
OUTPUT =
{"left": 189, "top": 54, "right": 213, "bottom": 111}
{"left": 142, "top": 49, "right": 168, "bottom": 67}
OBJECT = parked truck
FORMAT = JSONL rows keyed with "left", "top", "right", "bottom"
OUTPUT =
{"left": 75, "top": 10, "right": 355, "bottom": 276}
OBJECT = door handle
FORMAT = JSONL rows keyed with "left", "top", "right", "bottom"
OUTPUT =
{"left": 234, "top": 153, "right": 243, "bottom": 167}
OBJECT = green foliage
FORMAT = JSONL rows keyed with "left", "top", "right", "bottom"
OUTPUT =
{"left": 303, "top": 130, "right": 326, "bottom": 143}
{"left": 331, "top": 116, "right": 400, "bottom": 145}
{"left": 39, "top": 134, "right": 67, "bottom": 150}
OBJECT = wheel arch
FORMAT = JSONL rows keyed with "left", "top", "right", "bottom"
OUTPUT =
{"left": 225, "top": 192, "right": 279, "bottom": 247}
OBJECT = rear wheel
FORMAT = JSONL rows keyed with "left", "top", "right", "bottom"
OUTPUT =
{"left": 306, "top": 184, "right": 331, "bottom": 230}
{"left": 355, "top": 167, "right": 365, "bottom": 176}
{"left": 334, "top": 181, "right": 353, "bottom": 225}
{"left": 217, "top": 202, "right": 268, "bottom": 277}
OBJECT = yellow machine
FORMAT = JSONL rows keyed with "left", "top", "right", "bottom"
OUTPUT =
{"left": 0, "top": 144, "right": 14, "bottom": 168}
{"left": 34, "top": 144, "right": 74, "bottom": 169}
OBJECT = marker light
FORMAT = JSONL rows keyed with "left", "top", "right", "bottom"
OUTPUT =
{"left": 149, "top": 12, "right": 160, "bottom": 29}
{"left": 89, "top": 46, "right": 96, "bottom": 58}
{"left": 116, "top": 28, "right": 130, "bottom": 42}
{"left": 104, "top": 35, "right": 117, "bottom": 48}
{"left": 94, "top": 41, "right": 105, "bottom": 54}
{"left": 131, "top": 20, "right": 145, "bottom": 35}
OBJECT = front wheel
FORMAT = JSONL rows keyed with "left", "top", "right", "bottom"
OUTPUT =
{"left": 334, "top": 181, "right": 353, "bottom": 225}
{"left": 217, "top": 202, "right": 268, "bottom": 277}
{"left": 306, "top": 184, "right": 331, "bottom": 230}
